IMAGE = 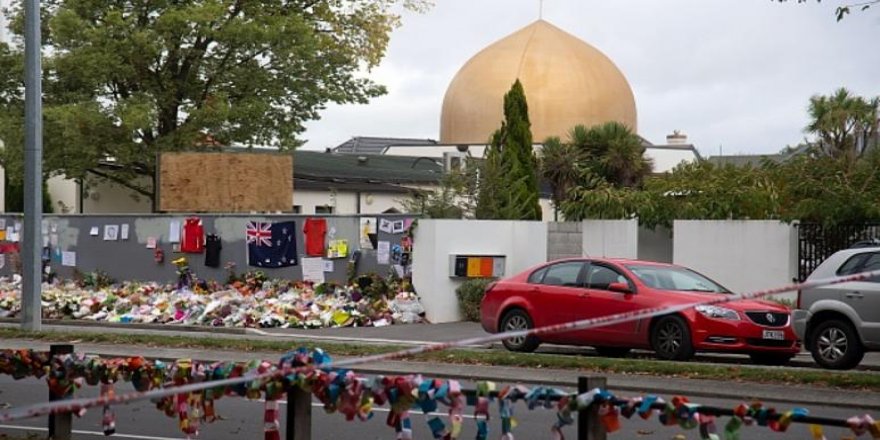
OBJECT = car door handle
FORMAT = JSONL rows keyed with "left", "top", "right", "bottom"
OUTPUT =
{"left": 846, "top": 292, "right": 864, "bottom": 299}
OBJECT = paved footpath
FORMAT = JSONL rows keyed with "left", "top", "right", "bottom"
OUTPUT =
{"left": 1, "top": 337, "right": 878, "bottom": 410}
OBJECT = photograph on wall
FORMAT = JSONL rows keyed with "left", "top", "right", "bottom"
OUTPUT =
{"left": 359, "top": 217, "right": 377, "bottom": 250}
{"left": 378, "top": 218, "right": 393, "bottom": 233}
{"left": 103, "top": 224, "right": 119, "bottom": 241}
{"left": 391, "top": 220, "right": 405, "bottom": 234}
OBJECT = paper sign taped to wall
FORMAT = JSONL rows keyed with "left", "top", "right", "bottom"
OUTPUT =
{"left": 322, "top": 260, "right": 334, "bottom": 272}
{"left": 168, "top": 221, "right": 181, "bottom": 243}
{"left": 301, "top": 257, "right": 325, "bottom": 284}
{"left": 89, "top": 226, "right": 99, "bottom": 236}
{"left": 377, "top": 241, "right": 390, "bottom": 265}
{"left": 147, "top": 237, "right": 157, "bottom": 249}
{"left": 378, "top": 219, "right": 393, "bottom": 233}
{"left": 120, "top": 224, "right": 129, "bottom": 240}
{"left": 61, "top": 251, "right": 76, "bottom": 267}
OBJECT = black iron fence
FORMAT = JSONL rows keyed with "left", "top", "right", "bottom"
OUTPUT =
{"left": 797, "top": 223, "right": 880, "bottom": 281}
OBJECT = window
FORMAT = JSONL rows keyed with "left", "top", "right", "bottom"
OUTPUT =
{"left": 292, "top": 205, "right": 302, "bottom": 214}
{"left": 626, "top": 265, "right": 729, "bottom": 293}
{"left": 540, "top": 262, "right": 584, "bottom": 287}
{"left": 528, "top": 267, "right": 548, "bottom": 284}
{"left": 837, "top": 253, "right": 871, "bottom": 276}
{"left": 857, "top": 253, "right": 880, "bottom": 283}
{"left": 315, "top": 205, "right": 334, "bottom": 214}
{"left": 585, "top": 264, "right": 630, "bottom": 291}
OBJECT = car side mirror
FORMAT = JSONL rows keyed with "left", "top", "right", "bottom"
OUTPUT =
{"left": 608, "top": 282, "right": 632, "bottom": 294}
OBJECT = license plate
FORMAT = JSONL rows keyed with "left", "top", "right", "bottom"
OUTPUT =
{"left": 763, "top": 330, "right": 785, "bottom": 340}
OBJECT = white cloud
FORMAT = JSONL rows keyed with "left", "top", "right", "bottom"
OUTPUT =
{"left": 302, "top": 0, "right": 880, "bottom": 155}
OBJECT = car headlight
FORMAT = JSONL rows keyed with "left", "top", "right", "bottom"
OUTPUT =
{"left": 695, "top": 305, "right": 740, "bottom": 320}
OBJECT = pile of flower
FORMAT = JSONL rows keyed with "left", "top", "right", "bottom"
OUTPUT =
{"left": 0, "top": 273, "right": 425, "bottom": 329}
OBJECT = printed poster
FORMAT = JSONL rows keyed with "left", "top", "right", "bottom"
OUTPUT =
{"left": 146, "top": 237, "right": 157, "bottom": 249}
{"left": 392, "top": 220, "right": 405, "bottom": 234}
{"left": 359, "top": 218, "right": 377, "bottom": 250}
{"left": 103, "top": 225, "right": 119, "bottom": 241}
{"left": 168, "top": 221, "right": 181, "bottom": 243}
{"left": 378, "top": 218, "right": 393, "bottom": 233}
{"left": 89, "top": 226, "right": 100, "bottom": 236}
{"left": 322, "top": 259, "right": 334, "bottom": 272}
{"left": 326, "top": 239, "right": 349, "bottom": 259}
{"left": 120, "top": 224, "right": 130, "bottom": 240}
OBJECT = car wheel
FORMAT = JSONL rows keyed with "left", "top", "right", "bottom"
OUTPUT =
{"left": 809, "top": 319, "right": 864, "bottom": 370}
{"left": 595, "top": 347, "right": 631, "bottom": 358}
{"left": 499, "top": 309, "right": 540, "bottom": 353}
{"left": 749, "top": 353, "right": 794, "bottom": 366}
{"left": 651, "top": 315, "right": 695, "bottom": 361}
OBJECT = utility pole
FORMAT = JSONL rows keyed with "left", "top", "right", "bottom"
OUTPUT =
{"left": 22, "top": 0, "right": 43, "bottom": 331}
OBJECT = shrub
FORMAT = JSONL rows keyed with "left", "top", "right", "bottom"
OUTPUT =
{"left": 455, "top": 278, "right": 493, "bottom": 322}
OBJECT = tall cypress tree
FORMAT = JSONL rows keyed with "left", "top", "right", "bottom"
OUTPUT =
{"left": 476, "top": 80, "right": 542, "bottom": 220}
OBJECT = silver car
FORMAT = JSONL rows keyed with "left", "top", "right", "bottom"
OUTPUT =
{"left": 793, "top": 246, "right": 880, "bottom": 369}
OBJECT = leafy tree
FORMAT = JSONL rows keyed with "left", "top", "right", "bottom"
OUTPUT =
{"left": 806, "top": 88, "right": 879, "bottom": 165}
{"left": 4, "top": 176, "right": 53, "bottom": 213}
{"left": 476, "top": 80, "right": 541, "bottom": 220}
{"left": 775, "top": 0, "right": 880, "bottom": 20}
{"left": 538, "top": 136, "right": 579, "bottom": 220}
{"left": 569, "top": 121, "right": 653, "bottom": 188}
{"left": 0, "top": 0, "right": 430, "bottom": 210}
{"left": 402, "top": 167, "right": 478, "bottom": 219}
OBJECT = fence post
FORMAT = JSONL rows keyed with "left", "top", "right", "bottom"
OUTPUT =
{"left": 48, "top": 344, "right": 73, "bottom": 440}
{"left": 286, "top": 386, "right": 312, "bottom": 440}
{"left": 577, "top": 376, "right": 607, "bottom": 440}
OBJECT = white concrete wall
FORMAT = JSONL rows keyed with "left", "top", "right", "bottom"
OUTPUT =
{"left": 81, "top": 176, "right": 152, "bottom": 213}
{"left": 0, "top": 0, "right": 10, "bottom": 44}
{"left": 358, "top": 192, "right": 406, "bottom": 214}
{"left": 673, "top": 220, "right": 798, "bottom": 298}
{"left": 47, "top": 176, "right": 79, "bottom": 213}
{"left": 647, "top": 148, "right": 700, "bottom": 173}
{"left": 413, "top": 220, "right": 547, "bottom": 323}
{"left": 582, "top": 219, "right": 639, "bottom": 259}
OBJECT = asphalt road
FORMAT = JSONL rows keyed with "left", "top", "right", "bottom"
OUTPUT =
{"left": 0, "top": 376, "right": 867, "bottom": 440}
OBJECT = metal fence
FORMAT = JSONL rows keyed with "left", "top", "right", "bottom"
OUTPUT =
{"left": 797, "top": 223, "right": 880, "bottom": 281}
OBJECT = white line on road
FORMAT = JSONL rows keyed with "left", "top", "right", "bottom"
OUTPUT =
{"left": 0, "top": 424, "right": 186, "bottom": 440}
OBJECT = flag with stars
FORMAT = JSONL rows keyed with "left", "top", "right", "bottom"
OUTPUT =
{"left": 246, "top": 221, "right": 297, "bottom": 268}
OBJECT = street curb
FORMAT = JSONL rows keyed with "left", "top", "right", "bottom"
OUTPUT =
{"left": 0, "top": 318, "right": 248, "bottom": 335}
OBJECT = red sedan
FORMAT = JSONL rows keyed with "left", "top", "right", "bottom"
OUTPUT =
{"left": 480, "top": 258, "right": 799, "bottom": 364}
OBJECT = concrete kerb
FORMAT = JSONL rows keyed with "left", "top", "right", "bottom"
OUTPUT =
{"left": 2, "top": 339, "right": 878, "bottom": 412}
{"left": 0, "top": 318, "right": 249, "bottom": 335}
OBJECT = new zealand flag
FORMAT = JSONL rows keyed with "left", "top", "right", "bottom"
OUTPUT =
{"left": 246, "top": 221, "right": 297, "bottom": 267}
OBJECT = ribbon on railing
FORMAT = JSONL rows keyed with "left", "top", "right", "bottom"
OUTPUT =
{"left": 264, "top": 399, "right": 281, "bottom": 440}
{"left": 100, "top": 383, "right": 116, "bottom": 435}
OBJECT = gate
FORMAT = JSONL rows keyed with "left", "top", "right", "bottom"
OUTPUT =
{"left": 797, "top": 223, "right": 880, "bottom": 281}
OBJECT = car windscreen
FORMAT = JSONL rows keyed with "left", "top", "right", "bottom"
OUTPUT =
{"left": 625, "top": 265, "right": 730, "bottom": 294}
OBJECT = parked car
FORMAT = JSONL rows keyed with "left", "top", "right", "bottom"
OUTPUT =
{"left": 480, "top": 258, "right": 799, "bottom": 364}
{"left": 793, "top": 246, "right": 880, "bottom": 370}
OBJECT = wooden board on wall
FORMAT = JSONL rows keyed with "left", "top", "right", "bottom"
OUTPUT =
{"left": 158, "top": 152, "right": 293, "bottom": 212}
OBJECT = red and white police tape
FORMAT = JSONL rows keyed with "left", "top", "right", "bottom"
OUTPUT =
{"left": 2, "top": 268, "right": 879, "bottom": 423}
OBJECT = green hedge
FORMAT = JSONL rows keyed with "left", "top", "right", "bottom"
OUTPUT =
{"left": 455, "top": 278, "right": 493, "bottom": 322}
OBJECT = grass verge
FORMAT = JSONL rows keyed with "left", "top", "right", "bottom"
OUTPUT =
{"left": 1, "top": 328, "right": 877, "bottom": 392}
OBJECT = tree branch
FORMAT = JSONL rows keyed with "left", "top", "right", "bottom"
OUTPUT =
{"left": 86, "top": 168, "right": 154, "bottom": 198}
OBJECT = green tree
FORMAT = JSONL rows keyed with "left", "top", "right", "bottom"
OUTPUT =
{"left": 402, "top": 167, "right": 478, "bottom": 219}
{"left": 569, "top": 121, "right": 653, "bottom": 188}
{"left": 0, "top": 0, "right": 430, "bottom": 210}
{"left": 476, "top": 80, "right": 541, "bottom": 220}
{"left": 806, "top": 88, "right": 879, "bottom": 165}
{"left": 538, "top": 136, "right": 579, "bottom": 220}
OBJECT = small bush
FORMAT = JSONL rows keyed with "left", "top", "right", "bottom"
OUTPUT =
{"left": 455, "top": 278, "right": 493, "bottom": 322}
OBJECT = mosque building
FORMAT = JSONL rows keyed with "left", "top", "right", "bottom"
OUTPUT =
{"left": 1, "top": 19, "right": 699, "bottom": 216}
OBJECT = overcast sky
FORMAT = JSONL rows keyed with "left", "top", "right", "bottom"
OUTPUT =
{"left": 301, "top": 0, "right": 879, "bottom": 156}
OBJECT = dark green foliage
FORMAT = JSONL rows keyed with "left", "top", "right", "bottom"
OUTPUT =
{"left": 4, "top": 176, "right": 54, "bottom": 213}
{"left": 0, "top": 0, "right": 429, "bottom": 208}
{"left": 455, "top": 278, "right": 493, "bottom": 322}
{"left": 476, "top": 80, "right": 541, "bottom": 220}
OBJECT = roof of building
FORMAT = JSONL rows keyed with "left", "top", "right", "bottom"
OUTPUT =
{"left": 294, "top": 150, "right": 442, "bottom": 190}
{"left": 706, "top": 144, "right": 810, "bottom": 167}
{"left": 333, "top": 136, "right": 438, "bottom": 155}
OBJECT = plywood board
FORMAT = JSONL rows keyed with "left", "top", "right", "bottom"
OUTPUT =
{"left": 158, "top": 152, "right": 293, "bottom": 213}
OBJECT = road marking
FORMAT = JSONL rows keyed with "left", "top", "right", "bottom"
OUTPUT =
{"left": 0, "top": 424, "right": 185, "bottom": 440}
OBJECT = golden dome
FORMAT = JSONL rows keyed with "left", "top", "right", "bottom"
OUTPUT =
{"left": 440, "top": 20, "right": 637, "bottom": 145}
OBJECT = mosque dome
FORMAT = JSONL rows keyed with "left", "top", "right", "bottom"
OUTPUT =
{"left": 440, "top": 20, "right": 637, "bottom": 145}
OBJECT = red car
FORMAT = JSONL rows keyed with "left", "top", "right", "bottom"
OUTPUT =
{"left": 480, "top": 258, "right": 799, "bottom": 364}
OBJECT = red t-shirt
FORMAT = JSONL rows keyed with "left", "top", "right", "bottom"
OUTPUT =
{"left": 303, "top": 218, "right": 327, "bottom": 256}
{"left": 180, "top": 217, "right": 205, "bottom": 253}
